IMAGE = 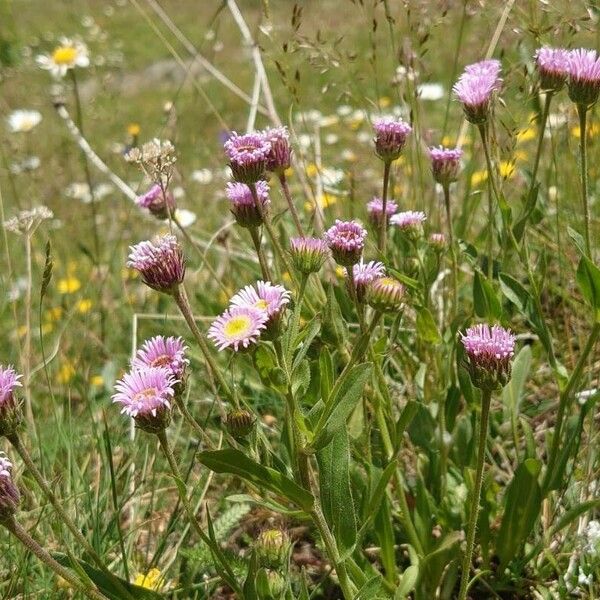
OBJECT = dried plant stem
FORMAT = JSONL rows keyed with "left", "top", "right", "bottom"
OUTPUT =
{"left": 458, "top": 388, "right": 492, "bottom": 600}
{"left": 3, "top": 518, "right": 108, "bottom": 600}
{"left": 577, "top": 104, "right": 592, "bottom": 257}
{"left": 378, "top": 160, "right": 392, "bottom": 255}
{"left": 8, "top": 434, "right": 135, "bottom": 600}
{"left": 173, "top": 285, "right": 235, "bottom": 404}
{"left": 278, "top": 173, "right": 305, "bottom": 237}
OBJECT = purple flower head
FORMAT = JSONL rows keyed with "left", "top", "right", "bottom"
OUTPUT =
{"left": 535, "top": 47, "right": 570, "bottom": 92}
{"left": 390, "top": 211, "right": 427, "bottom": 239}
{"left": 350, "top": 260, "right": 386, "bottom": 302}
{"left": 226, "top": 181, "right": 270, "bottom": 228}
{"left": 128, "top": 234, "right": 185, "bottom": 294}
{"left": 262, "top": 126, "right": 292, "bottom": 174}
{"left": 324, "top": 219, "right": 367, "bottom": 266}
{"left": 136, "top": 184, "right": 176, "bottom": 220}
{"left": 366, "top": 197, "right": 398, "bottom": 227}
{"left": 428, "top": 146, "right": 463, "bottom": 186}
{"left": 113, "top": 367, "right": 177, "bottom": 433}
{"left": 453, "top": 60, "right": 502, "bottom": 124}
{"left": 373, "top": 117, "right": 412, "bottom": 162}
{"left": 367, "top": 276, "right": 405, "bottom": 312}
{"left": 132, "top": 336, "right": 189, "bottom": 380}
{"left": 461, "top": 324, "right": 516, "bottom": 390}
{"left": 208, "top": 306, "right": 268, "bottom": 352}
{"left": 289, "top": 237, "right": 329, "bottom": 274}
{"left": 0, "top": 366, "right": 23, "bottom": 436}
{"left": 224, "top": 132, "right": 271, "bottom": 183}
{"left": 0, "top": 453, "right": 20, "bottom": 521}
{"left": 429, "top": 232, "right": 447, "bottom": 250}
{"left": 567, "top": 48, "right": 600, "bottom": 106}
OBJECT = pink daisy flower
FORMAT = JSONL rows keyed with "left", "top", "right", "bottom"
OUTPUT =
{"left": 208, "top": 306, "right": 268, "bottom": 352}
{"left": 567, "top": 48, "right": 600, "bottom": 106}
{"left": 226, "top": 180, "right": 270, "bottom": 228}
{"left": 136, "top": 184, "right": 175, "bottom": 220}
{"left": 132, "top": 336, "right": 189, "bottom": 379}
{"left": 534, "top": 47, "right": 570, "bottom": 92}
{"left": 373, "top": 117, "right": 412, "bottom": 162}
{"left": 0, "top": 452, "right": 20, "bottom": 520}
{"left": 230, "top": 281, "right": 291, "bottom": 319}
{"left": 112, "top": 367, "right": 176, "bottom": 432}
{"left": 0, "top": 366, "right": 23, "bottom": 436}
{"left": 351, "top": 260, "right": 386, "bottom": 302}
{"left": 262, "top": 126, "right": 292, "bottom": 174}
{"left": 324, "top": 220, "right": 367, "bottom": 266}
{"left": 428, "top": 146, "right": 463, "bottom": 186}
{"left": 224, "top": 132, "right": 271, "bottom": 183}
{"left": 128, "top": 234, "right": 185, "bottom": 294}
{"left": 453, "top": 59, "right": 502, "bottom": 124}
{"left": 366, "top": 197, "right": 398, "bottom": 227}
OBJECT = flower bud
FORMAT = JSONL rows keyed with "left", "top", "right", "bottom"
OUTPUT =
{"left": 0, "top": 366, "right": 23, "bottom": 437}
{"left": 390, "top": 211, "right": 426, "bottom": 241}
{"left": 224, "top": 132, "right": 271, "bottom": 184}
{"left": 0, "top": 453, "right": 20, "bottom": 522}
{"left": 324, "top": 220, "right": 367, "bottom": 267}
{"left": 289, "top": 237, "right": 329, "bottom": 275}
{"left": 255, "top": 529, "right": 291, "bottom": 569}
{"left": 226, "top": 181, "right": 270, "bottom": 229}
{"left": 367, "top": 277, "right": 405, "bottom": 313}
{"left": 225, "top": 408, "right": 256, "bottom": 439}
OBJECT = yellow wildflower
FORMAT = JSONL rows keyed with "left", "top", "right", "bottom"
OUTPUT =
{"left": 305, "top": 163, "right": 318, "bottom": 178}
{"left": 76, "top": 298, "right": 93, "bottom": 314}
{"left": 378, "top": 96, "right": 391, "bottom": 108}
{"left": 284, "top": 167, "right": 294, "bottom": 178}
{"left": 335, "top": 265, "right": 345, "bottom": 279}
{"left": 46, "top": 307, "right": 63, "bottom": 321}
{"left": 127, "top": 123, "right": 141, "bottom": 137}
{"left": 304, "top": 193, "right": 337, "bottom": 212}
{"left": 134, "top": 568, "right": 165, "bottom": 591}
{"left": 516, "top": 125, "right": 536, "bottom": 143}
{"left": 499, "top": 161, "right": 516, "bottom": 179}
{"left": 90, "top": 375, "right": 104, "bottom": 387}
{"left": 471, "top": 170, "right": 488, "bottom": 186}
{"left": 58, "top": 276, "right": 81, "bottom": 294}
{"left": 57, "top": 362, "right": 75, "bottom": 384}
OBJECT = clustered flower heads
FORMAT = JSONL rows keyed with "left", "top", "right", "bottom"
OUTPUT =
{"left": 351, "top": 260, "right": 386, "bottom": 302}
{"left": 428, "top": 146, "right": 463, "bottom": 186}
{"left": 262, "top": 126, "right": 292, "bottom": 174}
{"left": 226, "top": 181, "right": 270, "bottom": 228}
{"left": 0, "top": 453, "right": 20, "bottom": 522}
{"left": 209, "top": 280, "right": 291, "bottom": 351}
{"left": 429, "top": 232, "right": 447, "bottom": 250}
{"left": 136, "top": 184, "right": 176, "bottom": 220}
{"left": 289, "top": 237, "right": 329, "bottom": 274}
{"left": 125, "top": 138, "right": 177, "bottom": 183}
{"left": 0, "top": 366, "right": 23, "bottom": 436}
{"left": 366, "top": 197, "right": 398, "bottom": 227}
{"left": 461, "top": 324, "right": 515, "bottom": 390}
{"left": 535, "top": 47, "right": 570, "bottom": 92}
{"left": 324, "top": 219, "right": 367, "bottom": 266}
{"left": 128, "top": 234, "right": 185, "bottom": 294}
{"left": 567, "top": 48, "right": 600, "bottom": 107}
{"left": 390, "top": 210, "right": 427, "bottom": 239}
{"left": 373, "top": 117, "right": 412, "bottom": 162}
{"left": 112, "top": 367, "right": 177, "bottom": 433}
{"left": 453, "top": 59, "right": 502, "bottom": 124}
{"left": 3, "top": 206, "right": 53, "bottom": 236}
{"left": 224, "top": 132, "right": 271, "bottom": 184}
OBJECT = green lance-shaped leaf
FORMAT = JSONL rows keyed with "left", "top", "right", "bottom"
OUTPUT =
{"left": 577, "top": 255, "right": 600, "bottom": 322}
{"left": 312, "top": 362, "right": 372, "bottom": 450}
{"left": 52, "top": 553, "right": 163, "bottom": 600}
{"left": 496, "top": 458, "right": 542, "bottom": 568}
{"left": 197, "top": 449, "right": 314, "bottom": 512}
{"left": 316, "top": 429, "right": 357, "bottom": 554}
{"left": 473, "top": 270, "right": 501, "bottom": 320}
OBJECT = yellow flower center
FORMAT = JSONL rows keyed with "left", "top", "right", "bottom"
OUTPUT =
{"left": 52, "top": 46, "right": 78, "bottom": 65}
{"left": 224, "top": 316, "right": 252, "bottom": 339}
{"left": 254, "top": 299, "right": 269, "bottom": 310}
{"left": 380, "top": 277, "right": 396, "bottom": 287}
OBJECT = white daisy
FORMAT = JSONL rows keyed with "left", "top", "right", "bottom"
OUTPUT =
{"left": 36, "top": 37, "right": 90, "bottom": 78}
{"left": 7, "top": 110, "right": 42, "bottom": 133}
{"left": 417, "top": 82, "right": 445, "bottom": 101}
{"left": 174, "top": 208, "right": 197, "bottom": 228}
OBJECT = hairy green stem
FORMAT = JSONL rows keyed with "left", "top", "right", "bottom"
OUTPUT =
{"left": 378, "top": 160, "right": 392, "bottom": 255}
{"left": 3, "top": 518, "right": 108, "bottom": 600}
{"left": 249, "top": 226, "right": 272, "bottom": 280}
{"left": 278, "top": 173, "right": 305, "bottom": 237}
{"left": 8, "top": 433, "right": 135, "bottom": 599}
{"left": 577, "top": 104, "right": 592, "bottom": 256}
{"left": 458, "top": 388, "right": 492, "bottom": 600}
{"left": 443, "top": 183, "right": 459, "bottom": 316}
{"left": 542, "top": 322, "right": 600, "bottom": 494}
{"left": 173, "top": 285, "right": 235, "bottom": 404}
{"left": 155, "top": 429, "right": 241, "bottom": 596}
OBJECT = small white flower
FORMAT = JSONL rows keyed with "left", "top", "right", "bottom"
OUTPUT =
{"left": 10, "top": 156, "right": 41, "bottom": 174}
{"left": 336, "top": 105, "right": 353, "bottom": 117}
{"left": 357, "top": 131, "right": 371, "bottom": 143}
{"left": 325, "top": 133, "right": 339, "bottom": 145}
{"left": 191, "top": 169, "right": 213, "bottom": 184}
{"left": 7, "top": 110, "right": 42, "bottom": 133}
{"left": 36, "top": 37, "right": 90, "bottom": 78}
{"left": 417, "top": 82, "right": 445, "bottom": 101}
{"left": 172, "top": 186, "right": 185, "bottom": 199}
{"left": 174, "top": 208, "right": 196, "bottom": 228}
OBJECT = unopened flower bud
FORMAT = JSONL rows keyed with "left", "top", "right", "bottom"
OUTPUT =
{"left": 226, "top": 409, "right": 256, "bottom": 439}
{"left": 256, "top": 529, "right": 291, "bottom": 569}
{"left": 289, "top": 237, "right": 329, "bottom": 274}
{"left": 367, "top": 277, "right": 405, "bottom": 312}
